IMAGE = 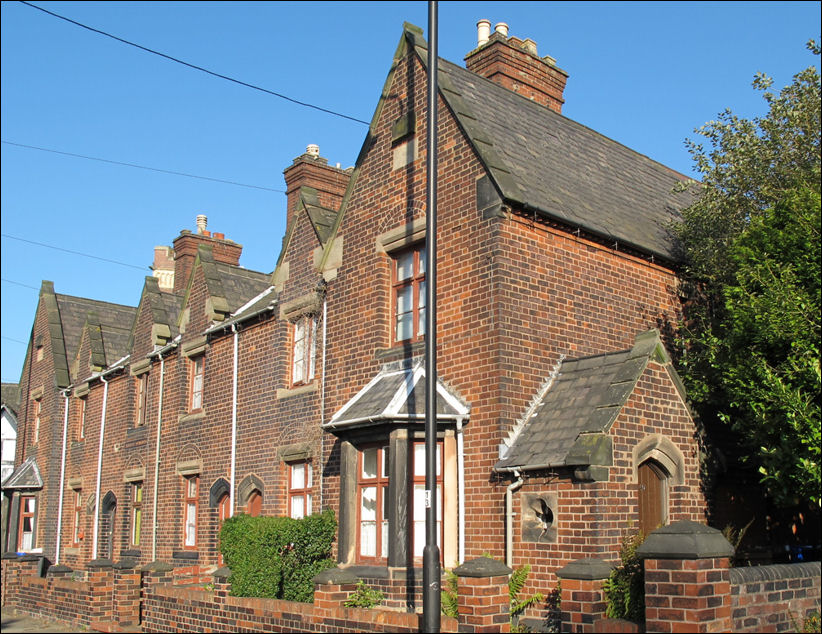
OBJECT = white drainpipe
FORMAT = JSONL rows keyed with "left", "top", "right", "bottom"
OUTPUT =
{"left": 229, "top": 325, "right": 239, "bottom": 516}
{"left": 92, "top": 375, "right": 109, "bottom": 559}
{"left": 319, "top": 295, "right": 328, "bottom": 510}
{"left": 151, "top": 354, "right": 165, "bottom": 561}
{"left": 505, "top": 469, "right": 524, "bottom": 569}
{"left": 456, "top": 416, "right": 465, "bottom": 564}
{"left": 55, "top": 391, "right": 70, "bottom": 564}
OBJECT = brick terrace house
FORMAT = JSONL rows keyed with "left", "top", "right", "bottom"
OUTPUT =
{"left": 3, "top": 21, "right": 708, "bottom": 612}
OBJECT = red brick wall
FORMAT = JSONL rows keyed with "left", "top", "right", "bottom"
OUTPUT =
{"left": 730, "top": 562, "right": 821, "bottom": 632}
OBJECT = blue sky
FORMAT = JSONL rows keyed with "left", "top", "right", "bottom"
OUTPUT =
{"left": 1, "top": 0, "right": 819, "bottom": 384}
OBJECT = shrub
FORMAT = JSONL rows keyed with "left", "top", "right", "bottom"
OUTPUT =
{"left": 603, "top": 530, "right": 645, "bottom": 624}
{"left": 343, "top": 580, "right": 385, "bottom": 608}
{"left": 219, "top": 508, "right": 336, "bottom": 602}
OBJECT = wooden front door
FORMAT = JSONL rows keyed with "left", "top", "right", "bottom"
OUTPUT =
{"left": 638, "top": 460, "right": 666, "bottom": 536}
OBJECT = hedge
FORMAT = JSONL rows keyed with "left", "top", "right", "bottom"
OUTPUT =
{"left": 219, "top": 509, "right": 336, "bottom": 602}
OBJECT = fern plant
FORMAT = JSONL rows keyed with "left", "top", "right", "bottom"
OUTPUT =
{"left": 441, "top": 570, "right": 459, "bottom": 618}
{"left": 603, "top": 530, "right": 645, "bottom": 624}
{"left": 510, "top": 564, "right": 545, "bottom": 632}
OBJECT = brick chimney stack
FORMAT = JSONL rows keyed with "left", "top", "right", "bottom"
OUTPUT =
{"left": 172, "top": 215, "right": 243, "bottom": 294}
{"left": 465, "top": 20, "right": 568, "bottom": 113}
{"left": 283, "top": 145, "right": 351, "bottom": 229}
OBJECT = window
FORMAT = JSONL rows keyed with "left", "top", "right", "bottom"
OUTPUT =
{"left": 33, "top": 399, "right": 42, "bottom": 444}
{"left": 189, "top": 356, "right": 204, "bottom": 412}
{"left": 392, "top": 244, "right": 426, "bottom": 344}
{"left": 71, "top": 490, "right": 83, "bottom": 547}
{"left": 183, "top": 475, "right": 199, "bottom": 549}
{"left": 291, "top": 316, "right": 317, "bottom": 386}
{"left": 77, "top": 397, "right": 86, "bottom": 441}
{"left": 131, "top": 482, "right": 143, "bottom": 547}
{"left": 246, "top": 490, "right": 262, "bottom": 517}
{"left": 357, "top": 446, "right": 389, "bottom": 561}
{"left": 135, "top": 375, "right": 148, "bottom": 426}
{"left": 18, "top": 496, "right": 36, "bottom": 551}
{"left": 412, "top": 442, "right": 443, "bottom": 558}
{"left": 288, "top": 461, "right": 313, "bottom": 519}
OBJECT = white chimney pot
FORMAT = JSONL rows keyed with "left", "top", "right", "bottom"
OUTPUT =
{"left": 477, "top": 19, "right": 491, "bottom": 46}
{"left": 495, "top": 22, "right": 509, "bottom": 38}
{"left": 196, "top": 214, "right": 207, "bottom": 234}
{"left": 306, "top": 144, "right": 320, "bottom": 158}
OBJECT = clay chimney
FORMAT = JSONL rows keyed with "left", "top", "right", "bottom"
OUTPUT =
{"left": 172, "top": 215, "right": 243, "bottom": 294}
{"left": 465, "top": 20, "right": 568, "bottom": 113}
{"left": 283, "top": 144, "right": 351, "bottom": 229}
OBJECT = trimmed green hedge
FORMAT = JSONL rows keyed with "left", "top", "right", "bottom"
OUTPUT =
{"left": 219, "top": 509, "right": 336, "bottom": 602}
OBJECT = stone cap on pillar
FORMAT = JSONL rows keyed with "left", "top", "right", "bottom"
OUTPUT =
{"left": 556, "top": 557, "right": 614, "bottom": 580}
{"left": 87, "top": 558, "right": 114, "bottom": 568}
{"left": 140, "top": 560, "right": 174, "bottom": 573}
{"left": 637, "top": 520, "right": 734, "bottom": 559}
{"left": 313, "top": 567, "right": 359, "bottom": 585}
{"left": 213, "top": 566, "right": 231, "bottom": 580}
{"left": 453, "top": 556, "right": 512, "bottom": 578}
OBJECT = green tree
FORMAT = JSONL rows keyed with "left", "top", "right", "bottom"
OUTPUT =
{"left": 674, "top": 40, "right": 821, "bottom": 507}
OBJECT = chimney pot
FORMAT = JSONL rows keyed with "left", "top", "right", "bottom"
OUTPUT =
{"left": 214, "top": 232, "right": 225, "bottom": 240}
{"left": 477, "top": 19, "right": 491, "bottom": 46}
{"left": 494, "top": 22, "right": 509, "bottom": 38}
{"left": 306, "top": 144, "right": 320, "bottom": 158}
{"left": 196, "top": 214, "right": 207, "bottom": 234}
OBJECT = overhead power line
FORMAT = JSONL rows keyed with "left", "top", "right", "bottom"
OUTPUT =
{"left": 2, "top": 140, "right": 285, "bottom": 193}
{"left": 2, "top": 336, "right": 30, "bottom": 346}
{"left": 1, "top": 278, "right": 40, "bottom": 291}
{"left": 1, "top": 234, "right": 147, "bottom": 271}
{"left": 20, "top": 1, "right": 371, "bottom": 126}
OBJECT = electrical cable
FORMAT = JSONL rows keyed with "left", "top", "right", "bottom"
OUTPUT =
{"left": 19, "top": 1, "right": 370, "bottom": 126}
{"left": 2, "top": 141, "right": 285, "bottom": 193}
{"left": 1, "top": 278, "right": 40, "bottom": 291}
{"left": 1, "top": 234, "right": 147, "bottom": 271}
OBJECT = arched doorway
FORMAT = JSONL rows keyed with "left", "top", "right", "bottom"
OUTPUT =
{"left": 217, "top": 493, "right": 230, "bottom": 565}
{"left": 638, "top": 459, "right": 667, "bottom": 536}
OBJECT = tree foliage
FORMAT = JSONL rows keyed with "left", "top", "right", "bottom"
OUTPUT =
{"left": 674, "top": 40, "right": 821, "bottom": 507}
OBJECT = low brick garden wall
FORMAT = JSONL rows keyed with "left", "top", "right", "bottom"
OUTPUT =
{"left": 730, "top": 561, "right": 821, "bottom": 633}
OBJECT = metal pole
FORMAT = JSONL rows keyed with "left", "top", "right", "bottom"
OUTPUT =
{"left": 423, "top": 1, "right": 441, "bottom": 631}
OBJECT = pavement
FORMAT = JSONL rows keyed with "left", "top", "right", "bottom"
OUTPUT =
{"left": 1, "top": 608, "right": 89, "bottom": 632}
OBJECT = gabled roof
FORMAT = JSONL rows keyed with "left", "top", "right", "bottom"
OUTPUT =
{"left": 322, "top": 24, "right": 692, "bottom": 268}
{"left": 127, "top": 276, "right": 185, "bottom": 353}
{"left": 35, "top": 281, "right": 136, "bottom": 386}
{"left": 325, "top": 361, "right": 470, "bottom": 431}
{"left": 1, "top": 456, "right": 43, "bottom": 490}
{"left": 495, "top": 330, "right": 686, "bottom": 472}
{"left": 403, "top": 27, "right": 692, "bottom": 262}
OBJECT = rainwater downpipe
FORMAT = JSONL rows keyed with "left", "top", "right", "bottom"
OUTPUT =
{"left": 92, "top": 375, "right": 109, "bottom": 559}
{"left": 456, "top": 416, "right": 465, "bottom": 564}
{"left": 505, "top": 469, "right": 524, "bottom": 569}
{"left": 54, "top": 390, "right": 70, "bottom": 565}
{"left": 229, "top": 325, "right": 239, "bottom": 516}
{"left": 319, "top": 295, "right": 327, "bottom": 510}
{"left": 151, "top": 354, "right": 165, "bottom": 561}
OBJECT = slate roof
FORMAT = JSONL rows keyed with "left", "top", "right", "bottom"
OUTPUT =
{"left": 55, "top": 294, "right": 137, "bottom": 375}
{"left": 1, "top": 456, "right": 43, "bottom": 490}
{"left": 213, "top": 262, "right": 272, "bottom": 311}
{"left": 1, "top": 383, "right": 20, "bottom": 415}
{"left": 405, "top": 28, "right": 692, "bottom": 262}
{"left": 326, "top": 361, "right": 469, "bottom": 431}
{"left": 495, "top": 330, "right": 686, "bottom": 472}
